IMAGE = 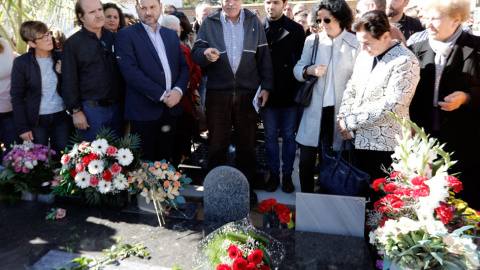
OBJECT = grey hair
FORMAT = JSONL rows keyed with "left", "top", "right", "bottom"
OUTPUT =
{"left": 160, "top": 14, "right": 180, "bottom": 27}
{"left": 195, "top": 2, "right": 211, "bottom": 15}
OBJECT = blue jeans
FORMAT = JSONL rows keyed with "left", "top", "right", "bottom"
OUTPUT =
{"left": 261, "top": 106, "right": 298, "bottom": 175}
{"left": 79, "top": 101, "right": 123, "bottom": 142}
{"left": 0, "top": 113, "right": 21, "bottom": 160}
{"left": 31, "top": 111, "right": 72, "bottom": 155}
{"left": 197, "top": 75, "right": 207, "bottom": 106}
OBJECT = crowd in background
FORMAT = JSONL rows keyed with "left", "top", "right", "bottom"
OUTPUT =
{"left": 0, "top": 0, "right": 479, "bottom": 208}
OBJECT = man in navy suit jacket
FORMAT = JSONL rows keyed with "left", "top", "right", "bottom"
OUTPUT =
{"left": 115, "top": 0, "right": 189, "bottom": 162}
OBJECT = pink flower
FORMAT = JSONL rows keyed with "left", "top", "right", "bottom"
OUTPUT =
{"left": 79, "top": 141, "right": 89, "bottom": 151}
{"left": 22, "top": 166, "right": 30, "bottom": 173}
{"left": 90, "top": 176, "right": 100, "bottom": 187}
{"left": 75, "top": 163, "right": 85, "bottom": 173}
{"left": 55, "top": 208, "right": 66, "bottom": 219}
{"left": 110, "top": 163, "right": 122, "bottom": 175}
{"left": 106, "top": 146, "right": 117, "bottom": 155}
{"left": 411, "top": 176, "right": 428, "bottom": 186}
{"left": 51, "top": 180, "right": 59, "bottom": 187}
{"left": 61, "top": 154, "right": 70, "bottom": 165}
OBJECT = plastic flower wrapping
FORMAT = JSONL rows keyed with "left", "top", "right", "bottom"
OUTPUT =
{"left": 0, "top": 141, "right": 56, "bottom": 192}
{"left": 127, "top": 160, "right": 192, "bottom": 226}
{"left": 367, "top": 112, "right": 480, "bottom": 270}
{"left": 52, "top": 128, "right": 142, "bottom": 206}
{"left": 194, "top": 217, "right": 286, "bottom": 269}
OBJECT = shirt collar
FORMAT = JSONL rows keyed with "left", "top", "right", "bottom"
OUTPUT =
{"left": 81, "top": 26, "right": 104, "bottom": 40}
{"left": 140, "top": 20, "right": 161, "bottom": 34}
{"left": 376, "top": 41, "right": 400, "bottom": 62}
{"left": 221, "top": 8, "right": 245, "bottom": 25}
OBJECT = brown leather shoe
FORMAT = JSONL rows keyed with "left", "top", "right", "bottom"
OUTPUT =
{"left": 282, "top": 174, "right": 295, "bottom": 193}
{"left": 264, "top": 174, "right": 280, "bottom": 192}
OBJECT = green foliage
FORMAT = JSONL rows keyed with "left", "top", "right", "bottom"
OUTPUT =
{"left": 54, "top": 238, "right": 148, "bottom": 270}
{"left": 0, "top": 0, "right": 76, "bottom": 54}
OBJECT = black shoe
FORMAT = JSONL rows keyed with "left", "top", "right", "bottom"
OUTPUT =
{"left": 250, "top": 190, "right": 258, "bottom": 204}
{"left": 264, "top": 174, "right": 280, "bottom": 192}
{"left": 281, "top": 174, "right": 295, "bottom": 193}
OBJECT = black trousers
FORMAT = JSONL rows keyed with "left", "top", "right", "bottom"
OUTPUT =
{"left": 299, "top": 106, "right": 334, "bottom": 193}
{"left": 205, "top": 92, "right": 257, "bottom": 185}
{"left": 354, "top": 149, "right": 393, "bottom": 181}
{"left": 130, "top": 111, "right": 177, "bottom": 162}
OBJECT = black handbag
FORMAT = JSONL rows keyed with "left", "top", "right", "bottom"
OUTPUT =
{"left": 317, "top": 141, "right": 371, "bottom": 196}
{"left": 294, "top": 34, "right": 319, "bottom": 106}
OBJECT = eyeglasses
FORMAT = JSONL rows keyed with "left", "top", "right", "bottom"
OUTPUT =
{"left": 316, "top": 18, "right": 331, "bottom": 24}
{"left": 35, "top": 32, "right": 51, "bottom": 42}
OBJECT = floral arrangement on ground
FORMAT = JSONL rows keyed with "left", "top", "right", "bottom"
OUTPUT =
{"left": 0, "top": 141, "right": 57, "bottom": 202}
{"left": 52, "top": 128, "right": 142, "bottom": 207}
{"left": 258, "top": 198, "right": 295, "bottom": 229}
{"left": 127, "top": 160, "right": 192, "bottom": 225}
{"left": 367, "top": 112, "right": 480, "bottom": 270}
{"left": 194, "top": 217, "right": 286, "bottom": 269}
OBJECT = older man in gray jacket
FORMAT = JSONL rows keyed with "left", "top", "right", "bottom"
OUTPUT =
{"left": 192, "top": 0, "right": 273, "bottom": 203}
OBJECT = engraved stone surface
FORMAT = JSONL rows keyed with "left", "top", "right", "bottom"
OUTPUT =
{"left": 203, "top": 166, "right": 250, "bottom": 222}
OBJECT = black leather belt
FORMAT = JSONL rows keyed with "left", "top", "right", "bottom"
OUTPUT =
{"left": 86, "top": 99, "right": 117, "bottom": 107}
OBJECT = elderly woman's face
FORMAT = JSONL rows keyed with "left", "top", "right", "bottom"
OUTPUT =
{"left": 423, "top": 9, "right": 460, "bottom": 41}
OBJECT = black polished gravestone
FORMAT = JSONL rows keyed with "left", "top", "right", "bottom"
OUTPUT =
{"left": 1, "top": 201, "right": 375, "bottom": 269}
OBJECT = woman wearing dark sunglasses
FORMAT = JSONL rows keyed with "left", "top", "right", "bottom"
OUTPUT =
{"left": 293, "top": 0, "right": 360, "bottom": 193}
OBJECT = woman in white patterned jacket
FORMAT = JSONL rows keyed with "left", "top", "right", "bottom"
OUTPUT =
{"left": 337, "top": 10, "right": 420, "bottom": 180}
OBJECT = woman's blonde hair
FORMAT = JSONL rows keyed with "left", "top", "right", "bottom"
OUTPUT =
{"left": 424, "top": 0, "right": 470, "bottom": 22}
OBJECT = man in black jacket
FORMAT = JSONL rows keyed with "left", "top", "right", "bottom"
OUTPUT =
{"left": 62, "top": 0, "right": 124, "bottom": 141}
{"left": 261, "top": 0, "right": 305, "bottom": 193}
{"left": 386, "top": 0, "right": 423, "bottom": 40}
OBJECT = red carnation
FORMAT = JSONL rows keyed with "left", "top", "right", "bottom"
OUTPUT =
{"left": 217, "top": 265, "right": 232, "bottom": 270}
{"left": 228, "top": 245, "right": 243, "bottom": 259}
{"left": 372, "top": 178, "right": 387, "bottom": 191}
{"left": 374, "top": 194, "right": 405, "bottom": 213}
{"left": 70, "top": 169, "right": 77, "bottom": 178}
{"left": 232, "top": 258, "right": 248, "bottom": 270}
{"left": 436, "top": 205, "right": 454, "bottom": 224}
{"left": 412, "top": 187, "right": 430, "bottom": 198}
{"left": 389, "top": 171, "right": 403, "bottom": 179}
{"left": 82, "top": 156, "right": 91, "bottom": 166}
{"left": 384, "top": 183, "right": 397, "bottom": 193}
{"left": 411, "top": 176, "right": 428, "bottom": 186}
{"left": 75, "top": 163, "right": 85, "bottom": 173}
{"left": 445, "top": 175, "right": 463, "bottom": 193}
{"left": 103, "top": 170, "right": 113, "bottom": 182}
{"left": 246, "top": 263, "right": 258, "bottom": 270}
{"left": 247, "top": 250, "right": 263, "bottom": 265}
{"left": 393, "top": 188, "right": 411, "bottom": 197}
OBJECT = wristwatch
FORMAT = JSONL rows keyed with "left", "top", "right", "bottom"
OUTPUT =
{"left": 70, "top": 107, "right": 82, "bottom": 115}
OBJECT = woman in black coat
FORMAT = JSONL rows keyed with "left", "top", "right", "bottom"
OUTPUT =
{"left": 11, "top": 21, "right": 71, "bottom": 156}
{"left": 409, "top": 0, "right": 480, "bottom": 210}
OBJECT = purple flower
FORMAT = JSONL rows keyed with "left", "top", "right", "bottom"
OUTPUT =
{"left": 15, "top": 166, "right": 22, "bottom": 173}
{"left": 376, "top": 260, "right": 383, "bottom": 269}
{"left": 22, "top": 167, "right": 30, "bottom": 174}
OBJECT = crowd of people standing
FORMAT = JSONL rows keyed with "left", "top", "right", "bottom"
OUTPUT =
{"left": 0, "top": 0, "right": 479, "bottom": 209}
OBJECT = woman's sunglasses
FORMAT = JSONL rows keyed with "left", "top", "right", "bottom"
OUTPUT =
{"left": 316, "top": 18, "right": 331, "bottom": 24}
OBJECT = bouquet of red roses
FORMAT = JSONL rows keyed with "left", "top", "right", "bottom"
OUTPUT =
{"left": 258, "top": 198, "right": 292, "bottom": 229}
{"left": 216, "top": 245, "right": 270, "bottom": 270}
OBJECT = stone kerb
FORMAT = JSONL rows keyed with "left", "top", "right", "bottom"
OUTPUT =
{"left": 203, "top": 166, "right": 250, "bottom": 222}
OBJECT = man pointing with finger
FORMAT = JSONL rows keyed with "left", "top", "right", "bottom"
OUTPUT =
{"left": 192, "top": 0, "right": 273, "bottom": 203}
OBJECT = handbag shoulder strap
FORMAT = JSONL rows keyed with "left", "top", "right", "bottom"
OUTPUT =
{"left": 310, "top": 34, "right": 319, "bottom": 65}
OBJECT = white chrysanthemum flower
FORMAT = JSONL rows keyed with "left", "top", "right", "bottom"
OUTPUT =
{"left": 113, "top": 174, "right": 127, "bottom": 190}
{"left": 25, "top": 161, "right": 34, "bottom": 169}
{"left": 88, "top": 159, "right": 104, "bottom": 175}
{"left": 68, "top": 144, "right": 79, "bottom": 157}
{"left": 397, "top": 217, "right": 420, "bottom": 234}
{"left": 91, "top": 138, "right": 109, "bottom": 154}
{"left": 98, "top": 180, "right": 112, "bottom": 194}
{"left": 75, "top": 171, "right": 91, "bottom": 189}
{"left": 116, "top": 148, "right": 134, "bottom": 166}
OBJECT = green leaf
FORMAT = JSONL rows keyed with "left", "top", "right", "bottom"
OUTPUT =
{"left": 452, "top": 225, "right": 475, "bottom": 236}
{"left": 430, "top": 252, "right": 443, "bottom": 264}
